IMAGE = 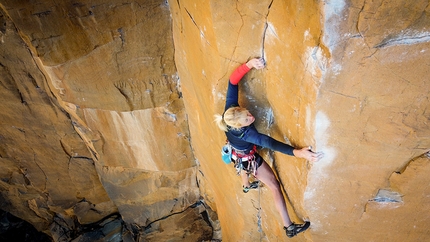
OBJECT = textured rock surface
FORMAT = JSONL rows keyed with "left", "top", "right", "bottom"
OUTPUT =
{"left": 0, "top": 0, "right": 429, "bottom": 241}
{"left": 0, "top": 3, "right": 116, "bottom": 235}
{"left": 0, "top": 209, "right": 53, "bottom": 241}
{"left": 0, "top": 0, "right": 210, "bottom": 241}
{"left": 170, "top": 0, "right": 430, "bottom": 241}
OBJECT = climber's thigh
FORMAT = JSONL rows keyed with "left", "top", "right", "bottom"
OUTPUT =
{"left": 254, "top": 161, "right": 280, "bottom": 189}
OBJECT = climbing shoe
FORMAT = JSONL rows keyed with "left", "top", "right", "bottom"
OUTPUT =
{"left": 242, "top": 181, "right": 259, "bottom": 193}
{"left": 284, "top": 221, "right": 310, "bottom": 238}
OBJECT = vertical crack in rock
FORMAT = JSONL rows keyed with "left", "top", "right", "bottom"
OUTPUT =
{"left": 117, "top": 27, "right": 125, "bottom": 46}
{"left": 27, "top": 72, "right": 40, "bottom": 89}
{"left": 71, "top": 121, "right": 99, "bottom": 161}
{"left": 31, "top": 152, "right": 48, "bottom": 191}
{"left": 260, "top": 0, "right": 273, "bottom": 59}
{"left": 147, "top": 80, "right": 156, "bottom": 107}
{"left": 261, "top": 23, "right": 268, "bottom": 60}
{"left": 302, "top": 28, "right": 330, "bottom": 84}
{"left": 114, "top": 82, "right": 134, "bottom": 110}
{"left": 265, "top": 108, "right": 274, "bottom": 130}
{"left": 354, "top": 0, "right": 385, "bottom": 38}
{"left": 0, "top": 11, "right": 6, "bottom": 34}
{"left": 353, "top": 0, "right": 377, "bottom": 54}
{"left": 184, "top": 8, "right": 210, "bottom": 46}
{"left": 185, "top": 7, "right": 195, "bottom": 25}
{"left": 355, "top": 0, "right": 365, "bottom": 38}
{"left": 1, "top": 68, "right": 29, "bottom": 109}
{"left": 175, "top": 0, "right": 184, "bottom": 34}
{"left": 59, "top": 138, "right": 72, "bottom": 159}
{"left": 231, "top": 1, "right": 244, "bottom": 61}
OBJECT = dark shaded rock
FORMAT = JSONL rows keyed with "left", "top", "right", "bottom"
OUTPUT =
{"left": 0, "top": 209, "right": 53, "bottom": 242}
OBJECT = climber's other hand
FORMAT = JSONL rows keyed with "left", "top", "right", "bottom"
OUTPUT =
{"left": 246, "top": 58, "right": 265, "bottom": 70}
{"left": 294, "top": 146, "right": 324, "bottom": 162}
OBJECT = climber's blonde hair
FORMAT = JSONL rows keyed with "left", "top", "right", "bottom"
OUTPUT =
{"left": 214, "top": 107, "right": 249, "bottom": 132}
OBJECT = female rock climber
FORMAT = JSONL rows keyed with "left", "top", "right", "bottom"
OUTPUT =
{"left": 214, "top": 58, "right": 323, "bottom": 238}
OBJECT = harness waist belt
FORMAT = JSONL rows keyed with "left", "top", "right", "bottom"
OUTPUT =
{"left": 232, "top": 153, "right": 252, "bottom": 161}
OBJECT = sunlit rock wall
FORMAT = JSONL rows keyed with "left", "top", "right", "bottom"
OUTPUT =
{"left": 0, "top": 0, "right": 429, "bottom": 241}
{"left": 307, "top": 1, "right": 430, "bottom": 241}
{"left": 170, "top": 0, "right": 430, "bottom": 241}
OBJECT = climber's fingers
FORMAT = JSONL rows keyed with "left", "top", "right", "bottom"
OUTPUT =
{"left": 309, "top": 151, "right": 324, "bottom": 162}
{"left": 247, "top": 58, "right": 266, "bottom": 69}
{"left": 303, "top": 146, "right": 324, "bottom": 162}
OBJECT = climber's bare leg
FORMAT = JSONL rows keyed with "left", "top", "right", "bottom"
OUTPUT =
{"left": 254, "top": 161, "right": 292, "bottom": 227}
{"left": 241, "top": 169, "right": 250, "bottom": 187}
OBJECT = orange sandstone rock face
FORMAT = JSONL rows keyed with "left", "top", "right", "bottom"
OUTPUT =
{"left": 0, "top": 0, "right": 429, "bottom": 241}
{"left": 170, "top": 0, "right": 430, "bottom": 241}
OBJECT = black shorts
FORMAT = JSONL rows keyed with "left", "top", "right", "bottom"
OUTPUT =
{"left": 240, "top": 153, "right": 263, "bottom": 171}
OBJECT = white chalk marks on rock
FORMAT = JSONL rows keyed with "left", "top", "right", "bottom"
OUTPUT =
{"left": 370, "top": 189, "right": 403, "bottom": 203}
{"left": 374, "top": 31, "right": 430, "bottom": 48}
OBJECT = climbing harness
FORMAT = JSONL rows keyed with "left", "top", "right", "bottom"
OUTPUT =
{"left": 231, "top": 145, "right": 258, "bottom": 176}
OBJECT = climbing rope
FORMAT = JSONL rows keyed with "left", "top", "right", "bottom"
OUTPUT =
{"left": 257, "top": 179, "right": 262, "bottom": 242}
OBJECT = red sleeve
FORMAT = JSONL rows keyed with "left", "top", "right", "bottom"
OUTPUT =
{"left": 229, "top": 63, "right": 251, "bottom": 85}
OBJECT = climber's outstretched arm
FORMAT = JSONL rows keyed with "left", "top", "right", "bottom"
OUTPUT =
{"left": 230, "top": 58, "right": 265, "bottom": 85}
{"left": 225, "top": 58, "right": 265, "bottom": 110}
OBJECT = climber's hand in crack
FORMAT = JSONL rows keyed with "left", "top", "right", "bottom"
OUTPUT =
{"left": 293, "top": 146, "right": 324, "bottom": 162}
{"left": 246, "top": 58, "right": 265, "bottom": 70}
